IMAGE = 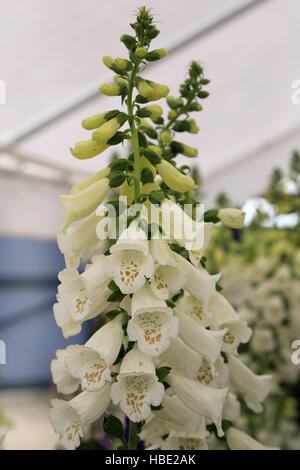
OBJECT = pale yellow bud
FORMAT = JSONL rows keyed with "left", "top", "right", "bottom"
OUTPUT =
{"left": 168, "top": 110, "right": 177, "bottom": 119}
{"left": 182, "top": 144, "right": 198, "bottom": 158}
{"left": 160, "top": 130, "right": 172, "bottom": 144}
{"left": 135, "top": 47, "right": 147, "bottom": 58}
{"left": 148, "top": 145, "right": 163, "bottom": 157}
{"left": 218, "top": 208, "right": 245, "bottom": 229}
{"left": 70, "top": 139, "right": 109, "bottom": 159}
{"left": 144, "top": 104, "right": 163, "bottom": 122}
{"left": 102, "top": 55, "right": 114, "bottom": 68}
{"left": 156, "top": 160, "right": 195, "bottom": 193}
{"left": 100, "top": 83, "right": 121, "bottom": 96}
{"left": 92, "top": 117, "right": 121, "bottom": 144}
{"left": 82, "top": 113, "right": 106, "bottom": 130}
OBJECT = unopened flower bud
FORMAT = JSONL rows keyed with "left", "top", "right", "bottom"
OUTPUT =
{"left": 156, "top": 160, "right": 195, "bottom": 193}
{"left": 218, "top": 208, "right": 245, "bottom": 229}
{"left": 70, "top": 139, "right": 109, "bottom": 159}
{"left": 135, "top": 47, "right": 147, "bottom": 58}
{"left": 160, "top": 130, "right": 172, "bottom": 143}
{"left": 146, "top": 48, "right": 166, "bottom": 61}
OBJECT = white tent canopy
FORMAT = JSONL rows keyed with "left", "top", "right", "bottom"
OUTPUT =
{"left": 1, "top": 0, "right": 299, "bottom": 238}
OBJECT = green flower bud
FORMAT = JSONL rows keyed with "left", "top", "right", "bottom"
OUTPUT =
{"left": 114, "top": 57, "right": 131, "bottom": 71}
{"left": 102, "top": 55, "right": 114, "bottom": 69}
{"left": 189, "top": 102, "right": 203, "bottom": 112}
{"left": 135, "top": 47, "right": 147, "bottom": 58}
{"left": 160, "top": 130, "right": 172, "bottom": 144}
{"left": 120, "top": 34, "right": 137, "bottom": 50}
{"left": 182, "top": 144, "right": 198, "bottom": 158}
{"left": 70, "top": 139, "right": 109, "bottom": 159}
{"left": 188, "top": 118, "right": 199, "bottom": 134}
{"left": 113, "top": 75, "right": 128, "bottom": 87}
{"left": 166, "top": 95, "right": 178, "bottom": 110}
{"left": 168, "top": 110, "right": 177, "bottom": 119}
{"left": 142, "top": 104, "right": 163, "bottom": 122}
{"left": 99, "top": 83, "right": 122, "bottom": 96}
{"left": 145, "top": 48, "right": 166, "bottom": 61}
{"left": 137, "top": 78, "right": 169, "bottom": 101}
{"left": 156, "top": 160, "right": 195, "bottom": 193}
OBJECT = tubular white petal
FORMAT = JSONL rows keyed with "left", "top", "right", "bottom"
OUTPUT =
{"left": 159, "top": 337, "right": 203, "bottom": 379}
{"left": 49, "top": 399, "right": 82, "bottom": 450}
{"left": 175, "top": 292, "right": 211, "bottom": 327}
{"left": 49, "top": 385, "right": 111, "bottom": 449}
{"left": 176, "top": 310, "right": 226, "bottom": 365}
{"left": 58, "top": 269, "right": 91, "bottom": 322}
{"left": 127, "top": 311, "right": 178, "bottom": 356}
{"left": 228, "top": 355, "right": 272, "bottom": 413}
{"left": 222, "top": 393, "right": 241, "bottom": 422}
{"left": 110, "top": 219, "right": 149, "bottom": 256}
{"left": 104, "top": 250, "right": 154, "bottom": 294}
{"left": 53, "top": 301, "right": 82, "bottom": 339}
{"left": 70, "top": 384, "right": 111, "bottom": 425}
{"left": 150, "top": 264, "right": 186, "bottom": 300}
{"left": 128, "top": 286, "right": 178, "bottom": 356}
{"left": 196, "top": 357, "right": 229, "bottom": 388}
{"left": 81, "top": 255, "right": 110, "bottom": 298}
{"left": 64, "top": 345, "right": 111, "bottom": 391}
{"left": 173, "top": 253, "right": 219, "bottom": 310}
{"left": 167, "top": 373, "right": 228, "bottom": 437}
{"left": 111, "top": 348, "right": 164, "bottom": 422}
{"left": 57, "top": 212, "right": 103, "bottom": 269}
{"left": 226, "top": 427, "right": 280, "bottom": 450}
{"left": 155, "top": 394, "right": 206, "bottom": 434}
{"left": 51, "top": 349, "right": 80, "bottom": 395}
{"left": 160, "top": 199, "right": 205, "bottom": 251}
{"left": 85, "top": 315, "right": 124, "bottom": 365}
{"left": 131, "top": 285, "right": 172, "bottom": 317}
{"left": 161, "top": 433, "right": 208, "bottom": 450}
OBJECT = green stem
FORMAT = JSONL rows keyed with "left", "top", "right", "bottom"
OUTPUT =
{"left": 128, "top": 420, "right": 137, "bottom": 450}
{"left": 127, "top": 61, "right": 141, "bottom": 203}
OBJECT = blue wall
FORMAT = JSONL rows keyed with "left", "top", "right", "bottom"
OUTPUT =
{"left": 0, "top": 236, "right": 89, "bottom": 387}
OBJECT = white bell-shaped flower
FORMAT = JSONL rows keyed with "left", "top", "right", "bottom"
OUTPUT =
{"left": 149, "top": 239, "right": 186, "bottom": 300}
{"left": 63, "top": 315, "right": 124, "bottom": 391}
{"left": 57, "top": 261, "right": 110, "bottom": 326}
{"left": 159, "top": 337, "right": 203, "bottom": 379}
{"left": 49, "top": 383, "right": 111, "bottom": 450}
{"left": 209, "top": 292, "right": 252, "bottom": 354}
{"left": 222, "top": 393, "right": 241, "bottom": 422}
{"left": 104, "top": 220, "right": 154, "bottom": 294}
{"left": 175, "top": 291, "right": 211, "bottom": 327}
{"left": 111, "top": 346, "right": 164, "bottom": 422}
{"left": 51, "top": 349, "right": 80, "bottom": 395}
{"left": 161, "top": 430, "right": 209, "bottom": 450}
{"left": 196, "top": 356, "right": 229, "bottom": 388}
{"left": 173, "top": 252, "right": 220, "bottom": 311}
{"left": 227, "top": 355, "right": 272, "bottom": 413}
{"left": 175, "top": 309, "right": 226, "bottom": 365}
{"left": 57, "top": 212, "right": 103, "bottom": 269}
{"left": 167, "top": 373, "right": 228, "bottom": 437}
{"left": 226, "top": 427, "right": 280, "bottom": 450}
{"left": 127, "top": 286, "right": 179, "bottom": 356}
{"left": 155, "top": 394, "right": 206, "bottom": 434}
{"left": 53, "top": 300, "right": 82, "bottom": 339}
{"left": 160, "top": 199, "right": 205, "bottom": 251}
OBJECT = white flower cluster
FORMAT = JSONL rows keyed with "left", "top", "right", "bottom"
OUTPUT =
{"left": 215, "top": 236, "right": 300, "bottom": 449}
{"left": 49, "top": 200, "right": 274, "bottom": 450}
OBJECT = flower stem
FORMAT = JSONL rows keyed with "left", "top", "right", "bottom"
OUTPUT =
{"left": 127, "top": 61, "right": 141, "bottom": 203}
{"left": 128, "top": 420, "right": 137, "bottom": 450}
